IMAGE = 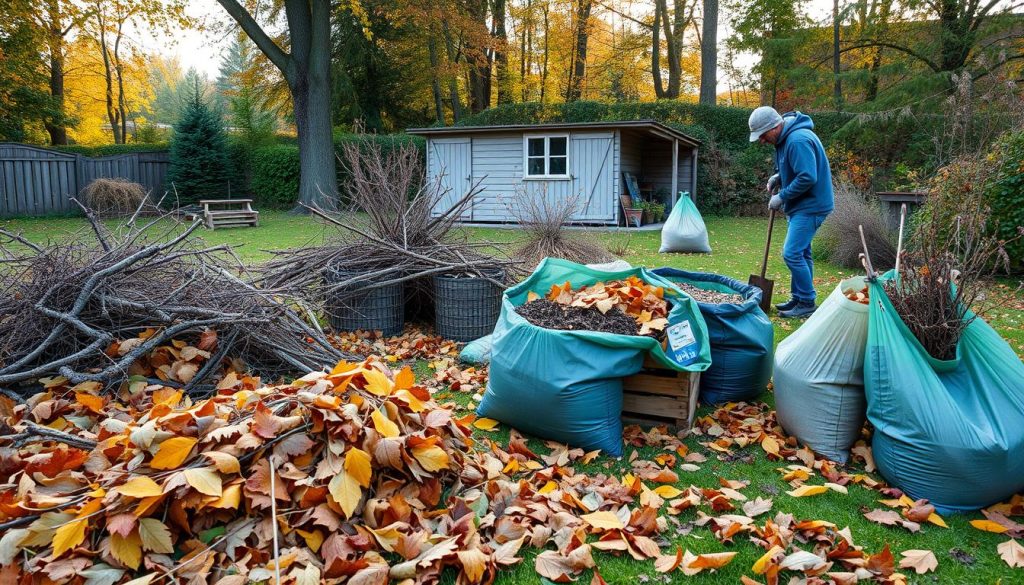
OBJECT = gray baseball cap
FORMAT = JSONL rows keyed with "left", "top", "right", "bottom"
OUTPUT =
{"left": 749, "top": 106, "right": 783, "bottom": 142}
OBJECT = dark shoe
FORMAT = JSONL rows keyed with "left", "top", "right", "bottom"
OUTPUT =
{"left": 774, "top": 298, "right": 799, "bottom": 312}
{"left": 779, "top": 300, "right": 817, "bottom": 318}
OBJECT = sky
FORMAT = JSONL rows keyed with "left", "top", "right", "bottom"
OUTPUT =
{"left": 157, "top": 0, "right": 838, "bottom": 88}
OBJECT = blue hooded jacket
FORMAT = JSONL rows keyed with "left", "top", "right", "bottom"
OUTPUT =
{"left": 775, "top": 112, "right": 834, "bottom": 216}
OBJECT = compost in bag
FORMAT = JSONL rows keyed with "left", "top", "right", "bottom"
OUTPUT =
{"left": 865, "top": 272, "right": 1024, "bottom": 512}
{"left": 653, "top": 268, "right": 773, "bottom": 405}
{"left": 477, "top": 258, "right": 711, "bottom": 456}
{"left": 773, "top": 277, "right": 869, "bottom": 464}
{"left": 659, "top": 193, "right": 711, "bottom": 254}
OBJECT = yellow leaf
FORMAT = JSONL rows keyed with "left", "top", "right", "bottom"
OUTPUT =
{"left": 138, "top": 518, "right": 174, "bottom": 553}
{"left": 527, "top": 291, "right": 540, "bottom": 302}
{"left": 395, "top": 389, "right": 425, "bottom": 412}
{"left": 524, "top": 460, "right": 543, "bottom": 470}
{"left": 411, "top": 445, "right": 450, "bottom": 471}
{"left": 927, "top": 513, "right": 948, "bottom": 528}
{"left": 330, "top": 360, "right": 358, "bottom": 375}
{"left": 538, "top": 481, "right": 558, "bottom": 494}
{"left": 121, "top": 573, "right": 156, "bottom": 585}
{"left": 183, "top": 467, "right": 223, "bottom": 497}
{"left": 473, "top": 417, "right": 500, "bottom": 431}
{"left": 761, "top": 436, "right": 781, "bottom": 457}
{"left": 653, "top": 485, "right": 684, "bottom": 498}
{"left": 344, "top": 448, "right": 373, "bottom": 488}
{"left": 581, "top": 511, "right": 624, "bottom": 530}
{"left": 328, "top": 469, "right": 362, "bottom": 518}
{"left": 52, "top": 518, "right": 87, "bottom": 557}
{"left": 371, "top": 409, "right": 400, "bottom": 438}
{"left": 295, "top": 529, "right": 324, "bottom": 553}
{"left": 363, "top": 368, "right": 393, "bottom": 397}
{"left": 110, "top": 531, "right": 143, "bottom": 569}
{"left": 970, "top": 519, "right": 1009, "bottom": 534}
{"left": 116, "top": 476, "right": 163, "bottom": 499}
{"left": 208, "top": 483, "right": 241, "bottom": 510}
{"left": 203, "top": 451, "right": 241, "bottom": 474}
{"left": 394, "top": 366, "right": 415, "bottom": 390}
{"left": 786, "top": 485, "right": 829, "bottom": 497}
{"left": 150, "top": 436, "right": 197, "bottom": 470}
{"left": 752, "top": 545, "right": 783, "bottom": 574}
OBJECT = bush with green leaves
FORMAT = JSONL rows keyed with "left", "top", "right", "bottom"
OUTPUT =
{"left": 984, "top": 130, "right": 1024, "bottom": 272}
{"left": 53, "top": 143, "right": 169, "bottom": 156}
{"left": 166, "top": 92, "right": 234, "bottom": 205}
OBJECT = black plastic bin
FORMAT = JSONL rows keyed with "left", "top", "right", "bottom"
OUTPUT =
{"left": 433, "top": 270, "right": 504, "bottom": 342}
{"left": 326, "top": 266, "right": 405, "bottom": 336}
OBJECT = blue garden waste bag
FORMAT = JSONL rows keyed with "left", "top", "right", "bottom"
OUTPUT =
{"left": 652, "top": 268, "right": 773, "bottom": 404}
{"left": 459, "top": 334, "right": 493, "bottom": 365}
{"left": 865, "top": 271, "right": 1024, "bottom": 512}
{"left": 477, "top": 258, "right": 711, "bottom": 456}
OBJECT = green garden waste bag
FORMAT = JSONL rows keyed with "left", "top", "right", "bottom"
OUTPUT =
{"left": 659, "top": 193, "right": 711, "bottom": 253}
{"left": 865, "top": 272, "right": 1024, "bottom": 512}
{"left": 477, "top": 258, "right": 711, "bottom": 456}
{"left": 652, "top": 268, "right": 773, "bottom": 404}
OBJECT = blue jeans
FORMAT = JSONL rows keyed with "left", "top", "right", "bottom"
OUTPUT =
{"left": 783, "top": 213, "right": 829, "bottom": 302}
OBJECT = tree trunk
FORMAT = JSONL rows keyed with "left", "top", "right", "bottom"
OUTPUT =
{"left": 698, "top": 0, "right": 717, "bottom": 105}
{"left": 428, "top": 33, "right": 446, "bottom": 124}
{"left": 493, "top": 0, "right": 512, "bottom": 105}
{"left": 566, "top": 0, "right": 591, "bottom": 101}
{"left": 467, "top": 0, "right": 491, "bottom": 113}
{"left": 442, "top": 21, "right": 463, "bottom": 121}
{"left": 520, "top": 0, "right": 531, "bottom": 101}
{"left": 832, "top": 0, "right": 842, "bottom": 110}
{"left": 540, "top": 1, "right": 549, "bottom": 103}
{"left": 44, "top": 0, "right": 67, "bottom": 145}
{"left": 114, "top": 19, "right": 128, "bottom": 143}
{"left": 865, "top": 48, "right": 882, "bottom": 101}
{"left": 652, "top": 5, "right": 665, "bottom": 98}
{"left": 96, "top": 10, "right": 123, "bottom": 144}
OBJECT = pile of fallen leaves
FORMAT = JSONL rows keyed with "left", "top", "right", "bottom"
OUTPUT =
{"left": 527, "top": 277, "right": 670, "bottom": 337}
{"left": 328, "top": 327, "right": 460, "bottom": 363}
{"left": 843, "top": 284, "right": 870, "bottom": 305}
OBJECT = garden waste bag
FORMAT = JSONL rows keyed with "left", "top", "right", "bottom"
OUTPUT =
{"left": 659, "top": 193, "right": 711, "bottom": 254}
{"left": 477, "top": 258, "right": 711, "bottom": 456}
{"left": 459, "top": 334, "right": 493, "bottom": 365}
{"left": 773, "top": 277, "right": 869, "bottom": 463}
{"left": 652, "top": 268, "right": 773, "bottom": 404}
{"left": 865, "top": 272, "right": 1024, "bottom": 512}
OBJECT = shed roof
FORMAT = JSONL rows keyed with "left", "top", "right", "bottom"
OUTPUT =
{"left": 406, "top": 120, "right": 701, "bottom": 148}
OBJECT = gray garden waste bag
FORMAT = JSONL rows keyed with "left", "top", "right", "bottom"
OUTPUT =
{"left": 652, "top": 268, "right": 773, "bottom": 404}
{"left": 773, "top": 277, "right": 869, "bottom": 463}
{"left": 865, "top": 272, "right": 1024, "bottom": 512}
{"left": 659, "top": 193, "right": 711, "bottom": 254}
{"left": 477, "top": 258, "right": 711, "bottom": 457}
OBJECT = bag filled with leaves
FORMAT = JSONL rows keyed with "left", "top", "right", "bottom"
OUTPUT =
{"left": 865, "top": 271, "right": 1024, "bottom": 512}
{"left": 652, "top": 268, "right": 773, "bottom": 404}
{"left": 658, "top": 193, "right": 711, "bottom": 254}
{"left": 478, "top": 258, "right": 711, "bottom": 456}
{"left": 773, "top": 277, "right": 869, "bottom": 464}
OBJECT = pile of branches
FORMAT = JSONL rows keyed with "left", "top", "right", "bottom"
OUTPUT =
{"left": 0, "top": 203, "right": 349, "bottom": 397}
{"left": 878, "top": 162, "right": 1022, "bottom": 360}
{"left": 506, "top": 190, "right": 614, "bottom": 271}
{"left": 257, "top": 142, "right": 516, "bottom": 319}
{"left": 81, "top": 178, "right": 158, "bottom": 218}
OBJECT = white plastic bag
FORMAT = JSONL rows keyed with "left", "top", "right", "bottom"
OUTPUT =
{"left": 773, "top": 277, "right": 868, "bottom": 463}
{"left": 659, "top": 194, "right": 711, "bottom": 253}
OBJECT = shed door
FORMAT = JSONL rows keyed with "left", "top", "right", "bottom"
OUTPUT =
{"left": 429, "top": 138, "right": 473, "bottom": 220}
{"left": 570, "top": 135, "right": 615, "bottom": 222}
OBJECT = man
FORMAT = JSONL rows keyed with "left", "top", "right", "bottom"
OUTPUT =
{"left": 748, "top": 106, "right": 834, "bottom": 318}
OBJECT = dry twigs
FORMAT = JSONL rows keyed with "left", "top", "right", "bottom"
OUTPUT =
{"left": 256, "top": 142, "right": 515, "bottom": 320}
{"left": 0, "top": 210, "right": 350, "bottom": 395}
{"left": 505, "top": 189, "right": 614, "bottom": 272}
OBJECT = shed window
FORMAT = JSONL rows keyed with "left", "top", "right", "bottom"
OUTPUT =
{"left": 524, "top": 135, "right": 569, "bottom": 178}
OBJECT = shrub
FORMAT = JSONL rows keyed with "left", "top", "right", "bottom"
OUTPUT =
{"left": 250, "top": 145, "right": 300, "bottom": 209}
{"left": 166, "top": 92, "right": 234, "bottom": 205}
{"left": 80, "top": 178, "right": 152, "bottom": 218}
{"left": 985, "top": 130, "right": 1024, "bottom": 272}
{"left": 53, "top": 143, "right": 169, "bottom": 157}
{"left": 816, "top": 180, "right": 896, "bottom": 270}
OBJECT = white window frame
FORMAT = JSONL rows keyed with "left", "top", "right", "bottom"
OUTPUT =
{"left": 522, "top": 134, "right": 570, "bottom": 180}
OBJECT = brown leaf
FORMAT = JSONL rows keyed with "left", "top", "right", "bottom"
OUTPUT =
{"left": 904, "top": 500, "right": 935, "bottom": 523}
{"left": 899, "top": 549, "right": 938, "bottom": 574}
{"left": 742, "top": 497, "right": 773, "bottom": 518}
{"left": 997, "top": 539, "right": 1024, "bottom": 568}
{"left": 535, "top": 550, "right": 574, "bottom": 582}
{"left": 866, "top": 544, "right": 895, "bottom": 577}
{"left": 654, "top": 546, "right": 683, "bottom": 573}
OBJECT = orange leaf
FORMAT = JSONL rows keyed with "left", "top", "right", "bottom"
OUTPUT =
{"left": 971, "top": 519, "right": 1009, "bottom": 534}
{"left": 75, "top": 392, "right": 104, "bottom": 414}
{"left": 150, "top": 436, "right": 197, "bottom": 470}
{"left": 344, "top": 448, "right": 373, "bottom": 488}
{"left": 116, "top": 476, "right": 163, "bottom": 498}
{"left": 688, "top": 551, "right": 737, "bottom": 570}
{"left": 394, "top": 366, "right": 415, "bottom": 390}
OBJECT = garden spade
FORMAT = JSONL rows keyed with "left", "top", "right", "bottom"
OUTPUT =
{"left": 749, "top": 208, "right": 777, "bottom": 314}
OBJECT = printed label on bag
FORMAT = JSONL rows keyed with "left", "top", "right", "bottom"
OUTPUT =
{"left": 667, "top": 320, "right": 699, "bottom": 364}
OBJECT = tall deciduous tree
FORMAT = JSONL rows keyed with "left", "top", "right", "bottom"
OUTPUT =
{"left": 565, "top": 0, "right": 592, "bottom": 101}
{"left": 216, "top": 0, "right": 338, "bottom": 209}
{"left": 698, "top": 0, "right": 718, "bottom": 104}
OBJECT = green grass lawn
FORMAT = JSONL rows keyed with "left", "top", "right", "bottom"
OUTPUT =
{"left": 3, "top": 211, "right": 1024, "bottom": 583}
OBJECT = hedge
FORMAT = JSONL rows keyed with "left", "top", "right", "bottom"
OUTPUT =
{"left": 457, "top": 101, "right": 854, "bottom": 214}
{"left": 52, "top": 143, "right": 170, "bottom": 156}
{"left": 247, "top": 133, "right": 425, "bottom": 209}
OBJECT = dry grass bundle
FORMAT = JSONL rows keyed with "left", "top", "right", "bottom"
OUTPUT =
{"left": 819, "top": 180, "right": 897, "bottom": 270}
{"left": 80, "top": 178, "right": 155, "bottom": 218}
{"left": 256, "top": 142, "right": 515, "bottom": 322}
{"left": 506, "top": 190, "right": 614, "bottom": 271}
{"left": 0, "top": 208, "right": 349, "bottom": 396}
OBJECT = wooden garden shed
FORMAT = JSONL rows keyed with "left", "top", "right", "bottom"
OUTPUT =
{"left": 406, "top": 120, "right": 701, "bottom": 225}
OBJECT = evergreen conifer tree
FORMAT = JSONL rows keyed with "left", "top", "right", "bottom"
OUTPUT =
{"left": 167, "top": 83, "right": 233, "bottom": 205}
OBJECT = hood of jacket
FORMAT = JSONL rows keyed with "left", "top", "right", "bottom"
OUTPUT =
{"left": 777, "top": 111, "right": 814, "bottom": 145}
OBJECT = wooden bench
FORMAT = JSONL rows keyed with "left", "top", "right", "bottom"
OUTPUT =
{"left": 199, "top": 199, "right": 259, "bottom": 230}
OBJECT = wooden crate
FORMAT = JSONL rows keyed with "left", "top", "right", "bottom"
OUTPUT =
{"left": 621, "top": 355, "right": 700, "bottom": 434}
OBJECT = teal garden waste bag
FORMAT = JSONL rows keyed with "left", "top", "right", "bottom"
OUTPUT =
{"left": 865, "top": 272, "right": 1024, "bottom": 512}
{"left": 652, "top": 268, "right": 773, "bottom": 404}
{"left": 477, "top": 258, "right": 711, "bottom": 456}
{"left": 459, "top": 334, "right": 493, "bottom": 365}
{"left": 659, "top": 193, "right": 711, "bottom": 254}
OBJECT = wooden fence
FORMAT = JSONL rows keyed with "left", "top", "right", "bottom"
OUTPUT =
{"left": 0, "top": 143, "right": 170, "bottom": 217}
